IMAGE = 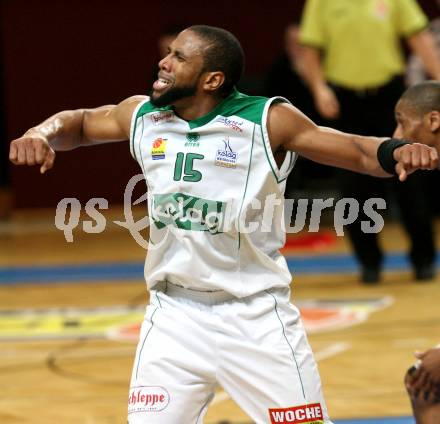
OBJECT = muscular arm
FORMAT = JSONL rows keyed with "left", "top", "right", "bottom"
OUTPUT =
{"left": 268, "top": 102, "right": 438, "bottom": 180}
{"left": 9, "top": 95, "right": 146, "bottom": 172}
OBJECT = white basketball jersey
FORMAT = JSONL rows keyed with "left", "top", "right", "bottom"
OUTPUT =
{"left": 130, "top": 89, "right": 296, "bottom": 297}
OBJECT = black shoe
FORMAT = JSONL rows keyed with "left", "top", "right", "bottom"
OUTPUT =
{"left": 414, "top": 264, "right": 436, "bottom": 282}
{"left": 361, "top": 267, "right": 380, "bottom": 284}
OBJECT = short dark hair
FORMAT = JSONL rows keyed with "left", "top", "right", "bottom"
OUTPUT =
{"left": 400, "top": 81, "right": 440, "bottom": 115}
{"left": 187, "top": 25, "right": 245, "bottom": 96}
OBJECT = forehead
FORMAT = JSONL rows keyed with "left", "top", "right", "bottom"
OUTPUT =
{"left": 396, "top": 99, "right": 417, "bottom": 118}
{"left": 171, "top": 30, "right": 205, "bottom": 57}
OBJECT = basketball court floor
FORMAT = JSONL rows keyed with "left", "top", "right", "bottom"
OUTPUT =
{"left": 1, "top": 207, "right": 439, "bottom": 424}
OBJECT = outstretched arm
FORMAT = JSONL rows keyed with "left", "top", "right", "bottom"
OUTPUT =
{"left": 9, "top": 95, "right": 146, "bottom": 173}
{"left": 268, "top": 102, "right": 438, "bottom": 181}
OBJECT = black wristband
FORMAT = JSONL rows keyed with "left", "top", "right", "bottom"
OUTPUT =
{"left": 377, "top": 138, "right": 411, "bottom": 175}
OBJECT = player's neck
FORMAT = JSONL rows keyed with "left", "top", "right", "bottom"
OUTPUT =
{"left": 173, "top": 94, "right": 224, "bottom": 122}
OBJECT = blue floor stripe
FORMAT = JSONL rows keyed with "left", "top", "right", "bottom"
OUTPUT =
{"left": 0, "top": 262, "right": 144, "bottom": 285}
{"left": 0, "top": 252, "right": 438, "bottom": 285}
{"left": 285, "top": 252, "right": 415, "bottom": 274}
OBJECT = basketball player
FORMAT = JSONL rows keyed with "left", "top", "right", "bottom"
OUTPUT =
{"left": 395, "top": 81, "right": 440, "bottom": 154}
{"left": 394, "top": 81, "right": 440, "bottom": 424}
{"left": 10, "top": 26, "right": 438, "bottom": 424}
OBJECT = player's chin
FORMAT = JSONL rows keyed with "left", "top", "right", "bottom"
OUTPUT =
{"left": 153, "top": 82, "right": 173, "bottom": 96}
{"left": 150, "top": 91, "right": 165, "bottom": 106}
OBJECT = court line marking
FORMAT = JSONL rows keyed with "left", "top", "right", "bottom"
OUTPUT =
{"left": 0, "top": 345, "right": 136, "bottom": 363}
{"left": 392, "top": 338, "right": 430, "bottom": 348}
{"left": 314, "top": 342, "right": 351, "bottom": 361}
{"left": 0, "top": 342, "right": 351, "bottom": 366}
{"left": 211, "top": 342, "right": 351, "bottom": 406}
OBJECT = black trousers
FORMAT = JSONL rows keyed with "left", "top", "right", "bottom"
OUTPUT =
{"left": 332, "top": 76, "right": 436, "bottom": 270}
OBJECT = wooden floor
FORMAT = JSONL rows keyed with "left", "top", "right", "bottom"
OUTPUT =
{"left": 1, "top": 207, "right": 439, "bottom": 423}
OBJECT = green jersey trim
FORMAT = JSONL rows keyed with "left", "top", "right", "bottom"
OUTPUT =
{"left": 187, "top": 89, "right": 269, "bottom": 129}
{"left": 237, "top": 123, "right": 256, "bottom": 250}
{"left": 130, "top": 98, "right": 151, "bottom": 162}
{"left": 136, "top": 101, "right": 172, "bottom": 120}
{"left": 131, "top": 89, "right": 269, "bottom": 133}
{"left": 137, "top": 118, "right": 147, "bottom": 176}
{"left": 131, "top": 100, "right": 173, "bottom": 161}
{"left": 260, "top": 96, "right": 295, "bottom": 184}
{"left": 130, "top": 98, "right": 172, "bottom": 165}
{"left": 260, "top": 124, "right": 281, "bottom": 183}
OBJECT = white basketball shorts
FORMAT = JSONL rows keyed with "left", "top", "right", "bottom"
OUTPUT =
{"left": 127, "top": 282, "right": 332, "bottom": 424}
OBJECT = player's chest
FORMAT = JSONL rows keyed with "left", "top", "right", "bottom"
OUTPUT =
{"left": 137, "top": 117, "right": 257, "bottom": 182}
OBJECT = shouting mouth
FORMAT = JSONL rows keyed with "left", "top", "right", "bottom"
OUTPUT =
{"left": 153, "top": 75, "right": 173, "bottom": 92}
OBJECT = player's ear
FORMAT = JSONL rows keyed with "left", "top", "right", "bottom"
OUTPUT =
{"left": 202, "top": 71, "right": 225, "bottom": 93}
{"left": 428, "top": 110, "right": 440, "bottom": 133}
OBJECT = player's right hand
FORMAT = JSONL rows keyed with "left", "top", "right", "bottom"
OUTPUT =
{"left": 9, "top": 134, "right": 56, "bottom": 174}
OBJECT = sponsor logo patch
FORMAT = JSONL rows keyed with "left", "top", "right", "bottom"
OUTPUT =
{"left": 150, "top": 111, "right": 174, "bottom": 125}
{"left": 185, "top": 132, "right": 200, "bottom": 148}
{"left": 128, "top": 386, "right": 170, "bottom": 413}
{"left": 269, "top": 403, "right": 323, "bottom": 424}
{"left": 216, "top": 116, "right": 243, "bottom": 132}
{"left": 151, "top": 138, "right": 167, "bottom": 160}
{"left": 215, "top": 137, "right": 237, "bottom": 168}
{"left": 152, "top": 192, "right": 227, "bottom": 234}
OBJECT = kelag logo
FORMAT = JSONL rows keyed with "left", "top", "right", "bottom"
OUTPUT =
{"left": 152, "top": 192, "right": 227, "bottom": 234}
{"left": 215, "top": 137, "right": 237, "bottom": 168}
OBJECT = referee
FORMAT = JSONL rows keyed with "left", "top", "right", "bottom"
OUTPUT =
{"left": 299, "top": 0, "right": 440, "bottom": 283}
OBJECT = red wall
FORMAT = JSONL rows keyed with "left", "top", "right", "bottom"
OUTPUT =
{"left": 2, "top": 0, "right": 437, "bottom": 207}
{"left": 2, "top": 0, "right": 302, "bottom": 207}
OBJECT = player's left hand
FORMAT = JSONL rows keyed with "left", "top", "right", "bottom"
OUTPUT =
{"left": 394, "top": 143, "right": 438, "bottom": 182}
